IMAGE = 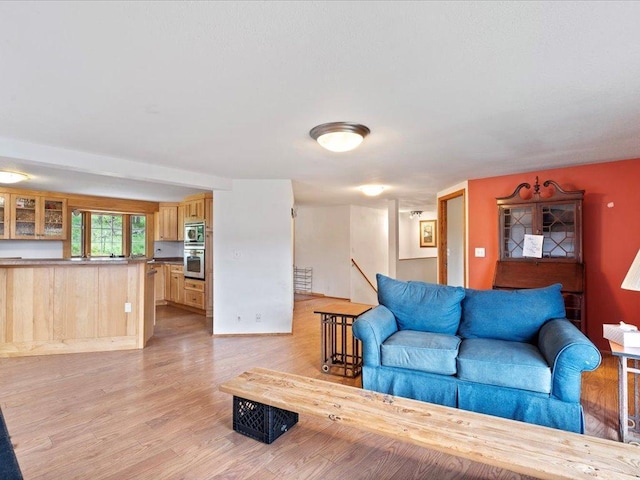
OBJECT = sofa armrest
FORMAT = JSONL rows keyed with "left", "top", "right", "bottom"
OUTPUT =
{"left": 538, "top": 318, "right": 601, "bottom": 403}
{"left": 352, "top": 305, "right": 398, "bottom": 367}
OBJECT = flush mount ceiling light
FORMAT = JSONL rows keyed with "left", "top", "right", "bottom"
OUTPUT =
{"left": 358, "top": 184, "right": 386, "bottom": 196}
{"left": 309, "top": 122, "right": 370, "bottom": 152}
{"left": 0, "top": 171, "right": 28, "bottom": 184}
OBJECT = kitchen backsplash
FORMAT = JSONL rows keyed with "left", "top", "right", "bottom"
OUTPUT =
{"left": 154, "top": 241, "right": 184, "bottom": 258}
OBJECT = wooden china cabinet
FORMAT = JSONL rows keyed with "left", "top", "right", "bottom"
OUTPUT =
{"left": 492, "top": 177, "right": 586, "bottom": 333}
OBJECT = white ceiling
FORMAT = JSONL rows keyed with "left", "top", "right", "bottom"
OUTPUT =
{"left": 0, "top": 1, "right": 639, "bottom": 208}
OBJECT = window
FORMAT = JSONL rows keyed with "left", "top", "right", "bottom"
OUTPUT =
{"left": 70, "top": 212, "right": 148, "bottom": 258}
{"left": 91, "top": 214, "right": 123, "bottom": 256}
{"left": 71, "top": 211, "right": 84, "bottom": 257}
{"left": 130, "top": 215, "right": 146, "bottom": 256}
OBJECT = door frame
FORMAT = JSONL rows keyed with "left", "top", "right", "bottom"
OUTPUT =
{"left": 437, "top": 189, "right": 467, "bottom": 286}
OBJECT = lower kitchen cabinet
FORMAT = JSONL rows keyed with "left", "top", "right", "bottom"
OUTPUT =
{"left": 169, "top": 265, "right": 185, "bottom": 305}
{"left": 184, "top": 278, "right": 205, "bottom": 309}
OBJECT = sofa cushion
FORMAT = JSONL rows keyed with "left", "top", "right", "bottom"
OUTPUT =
{"left": 457, "top": 338, "right": 551, "bottom": 394}
{"left": 381, "top": 330, "right": 461, "bottom": 375}
{"left": 458, "top": 284, "right": 566, "bottom": 343}
{"left": 377, "top": 274, "right": 465, "bottom": 334}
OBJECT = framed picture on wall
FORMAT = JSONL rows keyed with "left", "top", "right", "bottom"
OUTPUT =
{"left": 420, "top": 220, "right": 437, "bottom": 248}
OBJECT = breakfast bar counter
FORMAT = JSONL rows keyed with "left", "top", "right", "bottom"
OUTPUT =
{"left": 0, "top": 257, "right": 154, "bottom": 357}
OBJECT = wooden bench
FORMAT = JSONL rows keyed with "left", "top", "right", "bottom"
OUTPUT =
{"left": 219, "top": 367, "right": 640, "bottom": 480}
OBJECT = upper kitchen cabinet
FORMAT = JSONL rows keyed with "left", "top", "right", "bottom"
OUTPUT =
{"left": 10, "top": 194, "right": 67, "bottom": 240}
{"left": 497, "top": 177, "right": 583, "bottom": 262}
{"left": 0, "top": 193, "right": 9, "bottom": 239}
{"left": 181, "top": 192, "right": 213, "bottom": 230}
{"left": 183, "top": 198, "right": 205, "bottom": 222}
{"left": 177, "top": 203, "right": 185, "bottom": 241}
{"left": 154, "top": 203, "right": 179, "bottom": 241}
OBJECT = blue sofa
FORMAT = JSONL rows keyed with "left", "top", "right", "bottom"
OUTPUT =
{"left": 352, "top": 274, "right": 601, "bottom": 433}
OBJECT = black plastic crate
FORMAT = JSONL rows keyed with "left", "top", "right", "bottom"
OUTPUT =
{"left": 232, "top": 396, "right": 298, "bottom": 444}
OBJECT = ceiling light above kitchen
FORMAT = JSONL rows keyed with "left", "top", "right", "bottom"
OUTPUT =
{"left": 309, "top": 122, "right": 370, "bottom": 152}
{"left": 0, "top": 171, "right": 28, "bottom": 184}
{"left": 358, "top": 184, "right": 386, "bottom": 196}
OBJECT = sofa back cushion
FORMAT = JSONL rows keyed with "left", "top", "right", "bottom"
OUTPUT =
{"left": 458, "top": 283, "right": 566, "bottom": 343}
{"left": 377, "top": 274, "right": 465, "bottom": 334}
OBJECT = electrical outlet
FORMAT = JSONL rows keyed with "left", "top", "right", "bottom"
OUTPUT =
{"left": 256, "top": 313, "right": 262, "bottom": 322}
{"left": 475, "top": 247, "right": 486, "bottom": 258}
{"left": 237, "top": 315, "right": 241, "bottom": 322}
{"left": 124, "top": 302, "right": 132, "bottom": 313}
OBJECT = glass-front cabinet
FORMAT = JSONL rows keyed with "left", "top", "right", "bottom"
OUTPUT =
{"left": 10, "top": 194, "right": 67, "bottom": 240}
{"left": 0, "top": 193, "right": 9, "bottom": 239}
{"left": 498, "top": 179, "right": 582, "bottom": 262}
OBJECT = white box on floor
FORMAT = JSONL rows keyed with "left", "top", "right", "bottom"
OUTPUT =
{"left": 603, "top": 323, "right": 640, "bottom": 348}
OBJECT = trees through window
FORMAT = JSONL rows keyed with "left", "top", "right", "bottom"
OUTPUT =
{"left": 71, "top": 211, "right": 148, "bottom": 258}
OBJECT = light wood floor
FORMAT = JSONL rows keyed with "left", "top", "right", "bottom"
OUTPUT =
{"left": 0, "top": 297, "right": 623, "bottom": 479}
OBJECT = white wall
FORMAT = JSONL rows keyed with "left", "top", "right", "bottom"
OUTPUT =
{"left": 399, "top": 210, "right": 437, "bottom": 259}
{"left": 446, "top": 195, "right": 465, "bottom": 287}
{"left": 294, "top": 205, "right": 351, "bottom": 299}
{"left": 350, "top": 205, "right": 388, "bottom": 305}
{"left": 293, "top": 204, "right": 387, "bottom": 304}
{"left": 213, "top": 180, "right": 294, "bottom": 335}
{"left": 387, "top": 200, "right": 398, "bottom": 279}
{"left": 0, "top": 240, "right": 63, "bottom": 258}
{"left": 397, "top": 258, "right": 437, "bottom": 283}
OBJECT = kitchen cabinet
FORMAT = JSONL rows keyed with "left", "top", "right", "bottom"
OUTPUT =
{"left": 184, "top": 278, "right": 205, "bottom": 309}
{"left": 493, "top": 177, "right": 586, "bottom": 333}
{"left": 154, "top": 263, "right": 166, "bottom": 305}
{"left": 10, "top": 194, "right": 67, "bottom": 240}
{"left": 0, "top": 193, "right": 9, "bottom": 239}
{"left": 183, "top": 198, "right": 205, "bottom": 222}
{"left": 177, "top": 204, "right": 185, "bottom": 241}
{"left": 169, "top": 265, "right": 184, "bottom": 304}
{"left": 154, "top": 203, "right": 179, "bottom": 241}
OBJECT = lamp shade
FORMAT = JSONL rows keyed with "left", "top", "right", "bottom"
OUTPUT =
{"left": 358, "top": 184, "right": 386, "bottom": 196}
{"left": 310, "top": 122, "right": 370, "bottom": 152}
{"left": 0, "top": 171, "right": 28, "bottom": 184}
{"left": 622, "top": 248, "right": 640, "bottom": 291}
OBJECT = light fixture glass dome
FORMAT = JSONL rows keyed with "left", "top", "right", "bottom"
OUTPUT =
{"left": 310, "top": 122, "right": 370, "bottom": 152}
{"left": 0, "top": 171, "right": 28, "bottom": 184}
{"left": 358, "top": 184, "right": 386, "bottom": 196}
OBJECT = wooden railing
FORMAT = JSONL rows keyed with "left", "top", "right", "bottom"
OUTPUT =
{"left": 351, "top": 258, "right": 377, "bottom": 293}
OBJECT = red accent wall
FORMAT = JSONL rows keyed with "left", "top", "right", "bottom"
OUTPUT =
{"left": 468, "top": 158, "right": 640, "bottom": 350}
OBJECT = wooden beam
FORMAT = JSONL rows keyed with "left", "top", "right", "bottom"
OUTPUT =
{"left": 220, "top": 368, "right": 640, "bottom": 480}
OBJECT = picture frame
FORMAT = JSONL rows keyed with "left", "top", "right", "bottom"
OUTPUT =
{"left": 420, "top": 219, "right": 437, "bottom": 248}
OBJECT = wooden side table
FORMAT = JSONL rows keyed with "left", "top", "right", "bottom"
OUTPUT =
{"left": 314, "top": 303, "right": 372, "bottom": 378}
{"left": 609, "top": 340, "right": 640, "bottom": 443}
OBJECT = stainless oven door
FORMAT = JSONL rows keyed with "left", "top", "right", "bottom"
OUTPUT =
{"left": 184, "top": 248, "right": 205, "bottom": 279}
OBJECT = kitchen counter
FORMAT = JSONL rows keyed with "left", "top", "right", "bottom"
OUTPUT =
{"left": 0, "top": 257, "right": 149, "bottom": 266}
{"left": 0, "top": 259, "right": 153, "bottom": 357}
{"left": 148, "top": 257, "right": 183, "bottom": 265}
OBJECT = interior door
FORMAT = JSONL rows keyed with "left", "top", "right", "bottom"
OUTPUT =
{"left": 438, "top": 190, "right": 466, "bottom": 286}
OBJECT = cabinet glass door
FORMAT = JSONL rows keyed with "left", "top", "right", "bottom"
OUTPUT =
{"left": 541, "top": 203, "right": 577, "bottom": 259}
{"left": 42, "top": 199, "right": 65, "bottom": 238}
{"left": 501, "top": 206, "right": 534, "bottom": 259}
{"left": 0, "top": 195, "right": 6, "bottom": 238}
{"left": 13, "top": 195, "right": 37, "bottom": 238}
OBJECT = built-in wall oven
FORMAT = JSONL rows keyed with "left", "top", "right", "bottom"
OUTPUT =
{"left": 184, "top": 221, "right": 205, "bottom": 279}
{"left": 184, "top": 246, "right": 205, "bottom": 279}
